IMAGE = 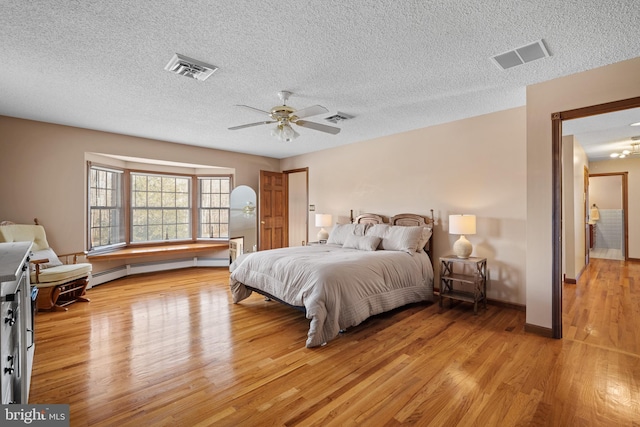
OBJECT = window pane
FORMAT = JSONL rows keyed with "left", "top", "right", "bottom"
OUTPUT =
{"left": 148, "top": 192, "right": 162, "bottom": 207}
{"left": 176, "top": 193, "right": 189, "bottom": 207}
{"left": 198, "top": 176, "right": 231, "bottom": 239}
{"left": 89, "top": 167, "right": 125, "bottom": 250}
{"left": 148, "top": 176, "right": 162, "bottom": 191}
{"left": 130, "top": 172, "right": 193, "bottom": 243}
{"left": 162, "top": 192, "right": 176, "bottom": 207}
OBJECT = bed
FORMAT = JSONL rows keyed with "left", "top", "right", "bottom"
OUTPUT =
{"left": 229, "top": 212, "right": 435, "bottom": 347}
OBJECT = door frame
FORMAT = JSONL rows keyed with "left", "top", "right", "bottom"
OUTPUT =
{"left": 588, "top": 172, "right": 629, "bottom": 260}
{"left": 551, "top": 95, "right": 640, "bottom": 339}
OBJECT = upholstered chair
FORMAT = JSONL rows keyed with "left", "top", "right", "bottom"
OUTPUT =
{"left": 0, "top": 223, "right": 92, "bottom": 311}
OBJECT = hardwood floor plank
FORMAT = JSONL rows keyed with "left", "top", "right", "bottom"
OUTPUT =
{"left": 26, "top": 262, "right": 640, "bottom": 426}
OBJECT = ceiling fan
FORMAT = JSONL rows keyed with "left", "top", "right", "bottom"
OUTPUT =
{"left": 228, "top": 91, "right": 341, "bottom": 142}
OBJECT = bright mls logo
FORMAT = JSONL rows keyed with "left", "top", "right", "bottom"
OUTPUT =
{"left": 2, "top": 405, "right": 69, "bottom": 426}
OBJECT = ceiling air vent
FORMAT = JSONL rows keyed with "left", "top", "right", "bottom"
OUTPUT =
{"left": 164, "top": 53, "right": 218, "bottom": 81}
{"left": 491, "top": 40, "right": 550, "bottom": 70}
{"left": 324, "top": 112, "right": 354, "bottom": 124}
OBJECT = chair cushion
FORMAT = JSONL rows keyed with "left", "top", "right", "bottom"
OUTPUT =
{"left": 31, "top": 263, "right": 92, "bottom": 287}
{"left": 30, "top": 248, "right": 63, "bottom": 269}
{"left": 0, "top": 224, "right": 51, "bottom": 252}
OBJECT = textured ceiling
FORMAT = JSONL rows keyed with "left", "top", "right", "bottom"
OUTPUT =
{"left": 1, "top": 1, "right": 639, "bottom": 159}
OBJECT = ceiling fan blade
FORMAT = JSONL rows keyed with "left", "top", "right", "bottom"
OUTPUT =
{"left": 236, "top": 104, "right": 271, "bottom": 116}
{"left": 295, "top": 120, "right": 341, "bottom": 135}
{"left": 228, "top": 121, "right": 275, "bottom": 130}
{"left": 292, "top": 105, "right": 329, "bottom": 119}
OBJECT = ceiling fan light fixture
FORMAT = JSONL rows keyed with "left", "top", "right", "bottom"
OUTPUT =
{"left": 610, "top": 142, "right": 640, "bottom": 159}
{"left": 271, "top": 123, "right": 299, "bottom": 142}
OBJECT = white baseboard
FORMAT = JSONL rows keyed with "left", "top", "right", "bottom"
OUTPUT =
{"left": 89, "top": 257, "right": 229, "bottom": 287}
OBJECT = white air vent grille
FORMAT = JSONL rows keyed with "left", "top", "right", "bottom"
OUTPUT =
{"left": 165, "top": 53, "right": 218, "bottom": 81}
{"left": 324, "top": 112, "right": 354, "bottom": 124}
{"left": 492, "top": 40, "right": 550, "bottom": 70}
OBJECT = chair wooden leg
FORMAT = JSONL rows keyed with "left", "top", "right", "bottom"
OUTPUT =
{"left": 36, "top": 286, "right": 60, "bottom": 311}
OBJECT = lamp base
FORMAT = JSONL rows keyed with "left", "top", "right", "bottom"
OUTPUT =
{"left": 453, "top": 235, "right": 472, "bottom": 258}
{"left": 317, "top": 228, "right": 329, "bottom": 242}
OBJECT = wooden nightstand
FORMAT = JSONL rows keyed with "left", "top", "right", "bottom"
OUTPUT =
{"left": 306, "top": 241, "right": 326, "bottom": 246}
{"left": 439, "top": 255, "right": 487, "bottom": 314}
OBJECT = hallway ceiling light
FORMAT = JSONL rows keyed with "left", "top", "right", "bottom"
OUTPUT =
{"left": 610, "top": 141, "right": 640, "bottom": 158}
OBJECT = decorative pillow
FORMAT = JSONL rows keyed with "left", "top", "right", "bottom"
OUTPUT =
{"left": 342, "top": 235, "right": 381, "bottom": 251}
{"left": 30, "top": 248, "right": 63, "bottom": 270}
{"left": 366, "top": 225, "right": 423, "bottom": 254}
{"left": 364, "top": 224, "right": 388, "bottom": 249}
{"left": 416, "top": 226, "right": 433, "bottom": 252}
{"left": 327, "top": 223, "right": 368, "bottom": 245}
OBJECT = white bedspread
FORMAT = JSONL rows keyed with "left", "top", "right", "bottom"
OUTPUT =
{"left": 229, "top": 244, "right": 434, "bottom": 347}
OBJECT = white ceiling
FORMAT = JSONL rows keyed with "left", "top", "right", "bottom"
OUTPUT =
{"left": 563, "top": 108, "right": 640, "bottom": 161}
{"left": 1, "top": 1, "right": 639, "bottom": 159}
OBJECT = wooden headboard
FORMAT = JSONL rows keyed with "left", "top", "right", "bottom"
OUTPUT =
{"left": 354, "top": 213, "right": 384, "bottom": 224}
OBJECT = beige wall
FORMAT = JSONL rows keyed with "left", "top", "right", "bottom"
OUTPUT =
{"left": 526, "top": 57, "right": 640, "bottom": 329}
{"left": 572, "top": 138, "right": 589, "bottom": 279}
{"left": 0, "top": 116, "right": 279, "bottom": 260}
{"left": 590, "top": 158, "right": 640, "bottom": 258}
{"left": 282, "top": 107, "right": 528, "bottom": 306}
{"left": 561, "top": 135, "right": 589, "bottom": 281}
{"left": 589, "top": 174, "right": 623, "bottom": 209}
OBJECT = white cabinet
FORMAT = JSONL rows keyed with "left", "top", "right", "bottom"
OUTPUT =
{"left": 0, "top": 241, "right": 34, "bottom": 404}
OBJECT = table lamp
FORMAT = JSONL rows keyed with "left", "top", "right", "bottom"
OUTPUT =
{"left": 449, "top": 214, "right": 476, "bottom": 258}
{"left": 315, "top": 214, "right": 332, "bottom": 242}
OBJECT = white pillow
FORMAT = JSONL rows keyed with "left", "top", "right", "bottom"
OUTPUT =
{"left": 342, "top": 235, "right": 381, "bottom": 251}
{"left": 383, "top": 226, "right": 424, "bottom": 253}
{"left": 366, "top": 225, "right": 423, "bottom": 254}
{"left": 416, "top": 226, "right": 433, "bottom": 252}
{"left": 365, "top": 224, "right": 390, "bottom": 239}
{"left": 365, "top": 224, "right": 389, "bottom": 249}
{"left": 30, "top": 248, "right": 63, "bottom": 270}
{"left": 327, "top": 223, "right": 368, "bottom": 245}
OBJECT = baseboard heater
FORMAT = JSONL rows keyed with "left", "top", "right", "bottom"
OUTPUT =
{"left": 89, "top": 257, "right": 229, "bottom": 287}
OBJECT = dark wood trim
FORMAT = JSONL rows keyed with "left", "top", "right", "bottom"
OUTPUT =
{"left": 283, "top": 167, "right": 309, "bottom": 174}
{"left": 551, "top": 95, "right": 640, "bottom": 341}
{"left": 556, "top": 97, "right": 640, "bottom": 121}
{"left": 524, "top": 323, "right": 554, "bottom": 338}
{"left": 563, "top": 275, "right": 577, "bottom": 285}
{"left": 551, "top": 114, "right": 563, "bottom": 339}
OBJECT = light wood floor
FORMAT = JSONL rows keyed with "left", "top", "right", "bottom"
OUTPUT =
{"left": 29, "top": 260, "right": 640, "bottom": 426}
{"left": 590, "top": 247, "right": 625, "bottom": 260}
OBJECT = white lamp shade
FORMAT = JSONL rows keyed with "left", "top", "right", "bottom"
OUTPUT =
{"left": 449, "top": 214, "right": 476, "bottom": 235}
{"left": 315, "top": 214, "right": 332, "bottom": 241}
{"left": 449, "top": 214, "right": 476, "bottom": 258}
{"left": 315, "top": 214, "right": 332, "bottom": 227}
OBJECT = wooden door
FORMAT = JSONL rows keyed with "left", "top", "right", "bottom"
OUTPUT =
{"left": 259, "top": 170, "right": 288, "bottom": 250}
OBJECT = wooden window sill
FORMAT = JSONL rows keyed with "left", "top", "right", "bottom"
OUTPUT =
{"left": 86, "top": 242, "right": 228, "bottom": 261}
